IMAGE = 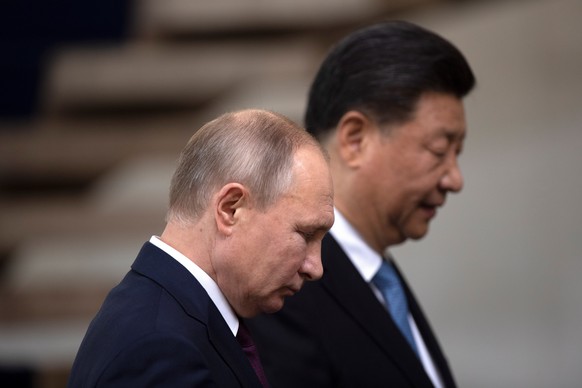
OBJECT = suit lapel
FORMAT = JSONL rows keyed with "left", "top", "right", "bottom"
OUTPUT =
{"left": 131, "top": 242, "right": 261, "bottom": 388}
{"left": 320, "top": 235, "right": 435, "bottom": 387}
{"left": 393, "top": 262, "right": 457, "bottom": 387}
{"left": 207, "top": 308, "right": 263, "bottom": 388}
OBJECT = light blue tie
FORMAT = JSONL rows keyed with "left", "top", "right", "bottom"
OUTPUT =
{"left": 372, "top": 260, "right": 419, "bottom": 356}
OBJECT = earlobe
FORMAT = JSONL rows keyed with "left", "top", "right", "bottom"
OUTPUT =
{"left": 215, "top": 183, "right": 247, "bottom": 235}
{"left": 336, "top": 110, "right": 372, "bottom": 167}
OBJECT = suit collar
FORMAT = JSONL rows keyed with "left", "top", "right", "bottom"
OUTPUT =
{"left": 329, "top": 208, "right": 383, "bottom": 282}
{"left": 148, "top": 236, "right": 238, "bottom": 335}
{"left": 132, "top": 242, "right": 211, "bottom": 321}
{"left": 131, "top": 242, "right": 263, "bottom": 388}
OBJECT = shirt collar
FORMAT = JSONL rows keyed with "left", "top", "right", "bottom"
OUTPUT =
{"left": 329, "top": 208, "right": 384, "bottom": 282}
{"left": 149, "top": 236, "right": 239, "bottom": 336}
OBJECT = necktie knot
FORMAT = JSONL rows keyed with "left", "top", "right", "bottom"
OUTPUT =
{"left": 372, "top": 260, "right": 419, "bottom": 357}
{"left": 236, "top": 321, "right": 254, "bottom": 348}
{"left": 372, "top": 260, "right": 399, "bottom": 290}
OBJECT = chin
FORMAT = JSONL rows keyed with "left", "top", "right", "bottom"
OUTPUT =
{"left": 261, "top": 299, "right": 285, "bottom": 315}
{"left": 406, "top": 227, "right": 430, "bottom": 241}
{"left": 255, "top": 300, "right": 283, "bottom": 315}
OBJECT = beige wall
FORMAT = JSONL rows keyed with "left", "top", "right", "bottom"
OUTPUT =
{"left": 394, "top": 0, "right": 582, "bottom": 386}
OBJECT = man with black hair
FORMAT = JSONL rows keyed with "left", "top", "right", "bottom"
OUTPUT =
{"left": 247, "top": 21, "right": 476, "bottom": 388}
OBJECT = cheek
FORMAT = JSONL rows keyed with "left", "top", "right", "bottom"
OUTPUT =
{"left": 269, "top": 240, "right": 306, "bottom": 277}
{"left": 400, "top": 168, "right": 441, "bottom": 197}
{"left": 255, "top": 236, "right": 298, "bottom": 271}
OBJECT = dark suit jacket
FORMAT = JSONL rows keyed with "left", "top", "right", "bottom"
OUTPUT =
{"left": 68, "top": 242, "right": 262, "bottom": 388}
{"left": 247, "top": 234, "right": 456, "bottom": 388}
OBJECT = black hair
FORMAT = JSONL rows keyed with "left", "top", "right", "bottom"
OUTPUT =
{"left": 304, "top": 20, "right": 476, "bottom": 139}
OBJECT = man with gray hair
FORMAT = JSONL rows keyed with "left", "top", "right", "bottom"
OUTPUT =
{"left": 67, "top": 109, "right": 334, "bottom": 387}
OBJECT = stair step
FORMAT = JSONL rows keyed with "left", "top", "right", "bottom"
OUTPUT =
{"left": 42, "top": 40, "right": 320, "bottom": 114}
{"left": 133, "top": 0, "right": 396, "bottom": 38}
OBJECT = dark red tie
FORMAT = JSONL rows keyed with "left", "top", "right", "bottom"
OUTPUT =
{"left": 236, "top": 321, "right": 270, "bottom": 387}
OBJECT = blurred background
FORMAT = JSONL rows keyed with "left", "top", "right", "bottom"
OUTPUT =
{"left": 1, "top": 0, "right": 581, "bottom": 386}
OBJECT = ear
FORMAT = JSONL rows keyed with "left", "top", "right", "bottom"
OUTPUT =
{"left": 336, "top": 110, "right": 375, "bottom": 168}
{"left": 214, "top": 183, "right": 248, "bottom": 236}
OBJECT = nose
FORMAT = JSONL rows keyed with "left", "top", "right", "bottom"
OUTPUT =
{"left": 439, "top": 155, "right": 464, "bottom": 193}
{"left": 299, "top": 243, "right": 324, "bottom": 281}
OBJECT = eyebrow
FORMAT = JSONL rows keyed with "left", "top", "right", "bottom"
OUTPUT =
{"left": 307, "top": 222, "right": 333, "bottom": 234}
{"left": 438, "top": 127, "right": 465, "bottom": 142}
{"left": 305, "top": 215, "right": 334, "bottom": 233}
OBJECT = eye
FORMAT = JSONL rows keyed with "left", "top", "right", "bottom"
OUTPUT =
{"left": 299, "top": 230, "right": 316, "bottom": 241}
{"left": 427, "top": 139, "right": 449, "bottom": 158}
{"left": 431, "top": 148, "right": 447, "bottom": 158}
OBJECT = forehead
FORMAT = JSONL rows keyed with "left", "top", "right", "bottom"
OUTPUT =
{"left": 279, "top": 148, "right": 334, "bottom": 220}
{"left": 295, "top": 149, "right": 332, "bottom": 196}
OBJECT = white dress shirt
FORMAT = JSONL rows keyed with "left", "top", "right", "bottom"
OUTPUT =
{"left": 329, "top": 209, "right": 443, "bottom": 388}
{"left": 149, "top": 236, "right": 240, "bottom": 336}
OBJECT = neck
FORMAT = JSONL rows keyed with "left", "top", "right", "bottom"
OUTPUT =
{"left": 160, "top": 219, "right": 215, "bottom": 279}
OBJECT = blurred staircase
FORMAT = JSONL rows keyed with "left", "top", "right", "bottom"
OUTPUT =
{"left": 0, "top": 0, "right": 449, "bottom": 386}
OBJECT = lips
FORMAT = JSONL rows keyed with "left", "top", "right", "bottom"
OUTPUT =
{"left": 420, "top": 196, "right": 445, "bottom": 212}
{"left": 419, "top": 201, "right": 442, "bottom": 219}
{"left": 285, "top": 284, "right": 302, "bottom": 296}
{"left": 288, "top": 286, "right": 300, "bottom": 294}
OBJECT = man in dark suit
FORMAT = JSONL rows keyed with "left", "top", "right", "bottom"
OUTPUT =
{"left": 247, "top": 21, "right": 476, "bottom": 387}
{"left": 67, "top": 109, "right": 334, "bottom": 387}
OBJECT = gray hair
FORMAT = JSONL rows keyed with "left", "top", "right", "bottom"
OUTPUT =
{"left": 167, "top": 109, "right": 324, "bottom": 224}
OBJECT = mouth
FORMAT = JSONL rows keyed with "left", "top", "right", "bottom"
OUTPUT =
{"left": 419, "top": 202, "right": 441, "bottom": 219}
{"left": 285, "top": 285, "right": 301, "bottom": 296}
